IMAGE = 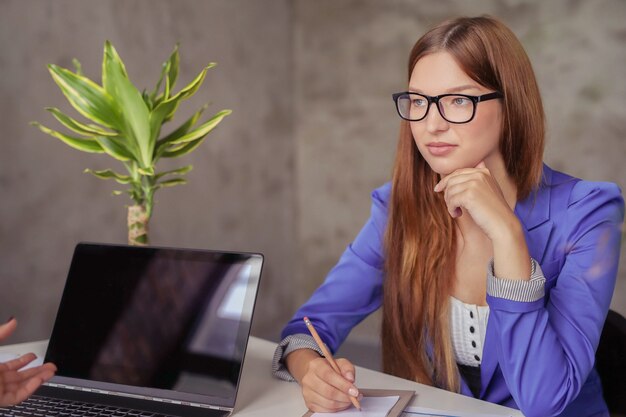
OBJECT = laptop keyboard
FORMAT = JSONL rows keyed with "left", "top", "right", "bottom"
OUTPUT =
{"left": 0, "top": 395, "right": 171, "bottom": 417}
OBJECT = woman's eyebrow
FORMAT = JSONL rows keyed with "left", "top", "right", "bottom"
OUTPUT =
{"left": 408, "top": 84, "right": 481, "bottom": 94}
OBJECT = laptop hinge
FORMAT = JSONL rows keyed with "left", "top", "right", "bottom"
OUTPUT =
{"left": 44, "top": 382, "right": 233, "bottom": 412}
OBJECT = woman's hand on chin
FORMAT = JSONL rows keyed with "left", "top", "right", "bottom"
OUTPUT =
{"left": 434, "top": 161, "right": 517, "bottom": 241}
{"left": 434, "top": 161, "right": 531, "bottom": 279}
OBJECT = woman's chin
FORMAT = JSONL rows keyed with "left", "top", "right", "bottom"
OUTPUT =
{"left": 425, "top": 157, "right": 480, "bottom": 176}
{"left": 425, "top": 161, "right": 459, "bottom": 176}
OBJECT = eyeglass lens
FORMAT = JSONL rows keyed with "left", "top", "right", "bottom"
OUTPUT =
{"left": 397, "top": 94, "right": 475, "bottom": 123}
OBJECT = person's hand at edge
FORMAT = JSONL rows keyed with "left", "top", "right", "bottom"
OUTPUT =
{"left": 0, "top": 318, "right": 57, "bottom": 407}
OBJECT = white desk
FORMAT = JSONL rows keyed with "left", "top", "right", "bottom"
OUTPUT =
{"left": 0, "top": 337, "right": 522, "bottom": 416}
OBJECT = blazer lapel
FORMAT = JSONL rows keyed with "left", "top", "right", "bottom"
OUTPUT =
{"left": 514, "top": 165, "right": 554, "bottom": 264}
{"left": 480, "top": 165, "right": 554, "bottom": 395}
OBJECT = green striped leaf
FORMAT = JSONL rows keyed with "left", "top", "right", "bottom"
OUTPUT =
{"left": 48, "top": 64, "right": 121, "bottom": 129}
{"left": 160, "top": 112, "right": 225, "bottom": 155}
{"left": 150, "top": 64, "right": 215, "bottom": 137}
{"left": 149, "top": 45, "right": 179, "bottom": 106}
{"left": 102, "top": 41, "right": 129, "bottom": 90}
{"left": 84, "top": 168, "right": 132, "bottom": 184}
{"left": 46, "top": 107, "right": 117, "bottom": 137}
{"left": 102, "top": 41, "right": 152, "bottom": 167}
{"left": 163, "top": 61, "right": 173, "bottom": 102}
{"left": 137, "top": 166, "right": 155, "bottom": 176}
{"left": 167, "top": 63, "right": 215, "bottom": 107}
{"left": 149, "top": 61, "right": 169, "bottom": 105}
{"left": 72, "top": 58, "right": 83, "bottom": 76}
{"left": 94, "top": 136, "right": 135, "bottom": 162}
{"left": 166, "top": 44, "right": 180, "bottom": 94}
{"left": 31, "top": 122, "right": 104, "bottom": 153}
{"left": 154, "top": 165, "right": 192, "bottom": 180}
{"left": 155, "top": 105, "right": 206, "bottom": 157}
{"left": 156, "top": 178, "right": 187, "bottom": 189}
{"left": 166, "top": 109, "right": 231, "bottom": 146}
{"left": 161, "top": 137, "right": 204, "bottom": 158}
{"left": 141, "top": 90, "right": 153, "bottom": 111}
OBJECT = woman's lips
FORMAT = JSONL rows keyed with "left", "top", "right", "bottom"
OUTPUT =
{"left": 426, "top": 142, "right": 457, "bottom": 156}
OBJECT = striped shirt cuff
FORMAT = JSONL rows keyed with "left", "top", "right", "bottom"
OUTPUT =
{"left": 486, "top": 258, "right": 546, "bottom": 302}
{"left": 271, "top": 334, "right": 323, "bottom": 381}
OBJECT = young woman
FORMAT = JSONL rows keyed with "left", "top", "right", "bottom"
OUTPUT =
{"left": 272, "top": 15, "right": 624, "bottom": 417}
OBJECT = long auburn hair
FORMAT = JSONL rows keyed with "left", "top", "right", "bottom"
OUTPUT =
{"left": 382, "top": 16, "right": 545, "bottom": 391}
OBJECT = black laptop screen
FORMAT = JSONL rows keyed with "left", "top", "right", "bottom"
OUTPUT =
{"left": 44, "top": 243, "right": 263, "bottom": 408}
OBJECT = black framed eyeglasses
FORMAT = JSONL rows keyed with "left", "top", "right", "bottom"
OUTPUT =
{"left": 392, "top": 91, "right": 503, "bottom": 124}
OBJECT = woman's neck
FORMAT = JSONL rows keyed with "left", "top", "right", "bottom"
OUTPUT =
{"left": 488, "top": 156, "right": 518, "bottom": 209}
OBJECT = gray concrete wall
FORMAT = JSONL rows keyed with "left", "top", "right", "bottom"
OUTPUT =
{"left": 1, "top": 0, "right": 624, "bottom": 353}
{"left": 0, "top": 0, "right": 295, "bottom": 342}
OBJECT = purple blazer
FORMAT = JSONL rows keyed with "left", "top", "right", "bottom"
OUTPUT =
{"left": 281, "top": 165, "right": 624, "bottom": 417}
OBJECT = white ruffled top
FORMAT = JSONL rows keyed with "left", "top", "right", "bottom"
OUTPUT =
{"left": 450, "top": 296, "right": 490, "bottom": 367}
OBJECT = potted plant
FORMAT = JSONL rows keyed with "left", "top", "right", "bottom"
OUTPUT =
{"left": 32, "top": 41, "right": 231, "bottom": 245}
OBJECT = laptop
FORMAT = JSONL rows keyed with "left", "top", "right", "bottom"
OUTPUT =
{"left": 10, "top": 242, "right": 263, "bottom": 417}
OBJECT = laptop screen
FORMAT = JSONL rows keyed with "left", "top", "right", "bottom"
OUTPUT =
{"left": 44, "top": 243, "right": 263, "bottom": 409}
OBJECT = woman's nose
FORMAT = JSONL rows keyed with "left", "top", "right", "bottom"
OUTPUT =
{"left": 424, "top": 102, "right": 450, "bottom": 133}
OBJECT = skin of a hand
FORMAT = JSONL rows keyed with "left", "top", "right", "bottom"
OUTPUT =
{"left": 0, "top": 318, "right": 57, "bottom": 407}
{"left": 435, "top": 161, "right": 531, "bottom": 280}
{"left": 434, "top": 161, "right": 518, "bottom": 242}
{"left": 286, "top": 349, "right": 360, "bottom": 413}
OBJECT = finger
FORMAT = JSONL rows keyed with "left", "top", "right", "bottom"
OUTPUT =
{"left": 302, "top": 371, "right": 352, "bottom": 408}
{"left": 444, "top": 180, "right": 483, "bottom": 215}
{"left": 42, "top": 362, "right": 58, "bottom": 373}
{"left": 441, "top": 176, "right": 476, "bottom": 209}
{"left": 435, "top": 168, "right": 484, "bottom": 192}
{"left": 2, "top": 353, "right": 37, "bottom": 371}
{"left": 309, "top": 358, "right": 358, "bottom": 395}
{"left": 20, "top": 376, "right": 46, "bottom": 399}
{"left": 40, "top": 367, "right": 56, "bottom": 383}
{"left": 0, "top": 317, "right": 17, "bottom": 341}
{"left": 322, "top": 364, "right": 359, "bottom": 398}
{"left": 0, "top": 363, "right": 54, "bottom": 389}
{"left": 302, "top": 362, "right": 358, "bottom": 403}
{"left": 304, "top": 384, "right": 352, "bottom": 413}
{"left": 336, "top": 358, "right": 356, "bottom": 383}
{"left": 440, "top": 172, "right": 479, "bottom": 193}
{"left": 16, "top": 367, "right": 56, "bottom": 385}
{"left": 314, "top": 365, "right": 359, "bottom": 398}
{"left": 301, "top": 358, "right": 359, "bottom": 412}
{"left": 475, "top": 160, "right": 487, "bottom": 169}
{"left": 444, "top": 187, "right": 467, "bottom": 218}
{"left": 4, "top": 364, "right": 54, "bottom": 387}
{"left": 3, "top": 364, "right": 53, "bottom": 383}
{"left": 443, "top": 172, "right": 502, "bottom": 207}
{"left": 302, "top": 379, "right": 351, "bottom": 413}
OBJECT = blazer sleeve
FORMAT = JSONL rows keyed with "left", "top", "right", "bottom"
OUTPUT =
{"left": 486, "top": 181, "right": 625, "bottom": 417}
{"left": 279, "top": 183, "right": 390, "bottom": 352}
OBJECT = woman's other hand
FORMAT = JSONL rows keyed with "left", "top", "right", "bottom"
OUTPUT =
{"left": 285, "top": 348, "right": 361, "bottom": 413}
{"left": 0, "top": 318, "right": 57, "bottom": 407}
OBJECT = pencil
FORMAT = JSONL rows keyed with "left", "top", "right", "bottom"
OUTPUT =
{"left": 303, "top": 316, "right": 362, "bottom": 411}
